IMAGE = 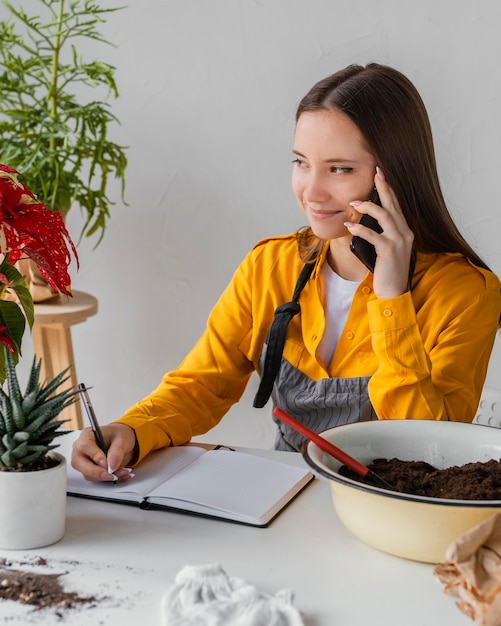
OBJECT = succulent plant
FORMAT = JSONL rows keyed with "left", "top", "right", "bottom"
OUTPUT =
{"left": 0, "top": 347, "right": 79, "bottom": 469}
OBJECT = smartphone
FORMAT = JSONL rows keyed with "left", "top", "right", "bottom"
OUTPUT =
{"left": 349, "top": 190, "right": 383, "bottom": 273}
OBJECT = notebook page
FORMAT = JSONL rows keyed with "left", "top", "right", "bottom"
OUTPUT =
{"left": 147, "top": 449, "right": 311, "bottom": 521}
{"left": 65, "top": 445, "right": 208, "bottom": 502}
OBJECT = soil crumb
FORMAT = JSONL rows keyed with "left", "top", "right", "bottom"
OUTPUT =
{"left": 339, "top": 458, "right": 501, "bottom": 499}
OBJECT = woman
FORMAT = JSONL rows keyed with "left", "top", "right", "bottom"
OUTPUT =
{"left": 72, "top": 63, "right": 501, "bottom": 482}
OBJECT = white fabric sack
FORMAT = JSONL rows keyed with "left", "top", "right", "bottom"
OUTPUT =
{"left": 162, "top": 563, "right": 305, "bottom": 626}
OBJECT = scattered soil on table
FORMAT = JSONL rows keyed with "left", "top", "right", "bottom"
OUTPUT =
{"left": 339, "top": 458, "right": 501, "bottom": 499}
{"left": 0, "top": 557, "right": 99, "bottom": 617}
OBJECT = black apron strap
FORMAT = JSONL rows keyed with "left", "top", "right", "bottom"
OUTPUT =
{"left": 253, "top": 261, "right": 316, "bottom": 408}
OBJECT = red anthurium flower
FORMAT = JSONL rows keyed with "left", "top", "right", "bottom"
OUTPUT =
{"left": 0, "top": 164, "right": 78, "bottom": 295}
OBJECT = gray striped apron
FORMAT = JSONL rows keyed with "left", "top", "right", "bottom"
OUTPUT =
{"left": 253, "top": 260, "right": 377, "bottom": 452}
{"left": 270, "top": 359, "right": 377, "bottom": 451}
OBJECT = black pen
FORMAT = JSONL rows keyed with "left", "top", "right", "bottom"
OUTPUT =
{"left": 78, "top": 383, "right": 134, "bottom": 482}
{"left": 78, "top": 383, "right": 108, "bottom": 455}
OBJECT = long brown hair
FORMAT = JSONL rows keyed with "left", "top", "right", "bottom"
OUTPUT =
{"left": 295, "top": 63, "right": 491, "bottom": 272}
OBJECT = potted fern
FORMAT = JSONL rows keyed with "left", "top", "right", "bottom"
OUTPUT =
{"left": 0, "top": 163, "right": 79, "bottom": 548}
{"left": 0, "top": 0, "right": 127, "bottom": 299}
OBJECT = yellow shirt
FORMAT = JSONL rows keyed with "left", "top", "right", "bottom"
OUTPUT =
{"left": 116, "top": 235, "right": 501, "bottom": 462}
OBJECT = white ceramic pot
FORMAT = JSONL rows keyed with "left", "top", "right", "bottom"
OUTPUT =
{"left": 0, "top": 452, "right": 67, "bottom": 549}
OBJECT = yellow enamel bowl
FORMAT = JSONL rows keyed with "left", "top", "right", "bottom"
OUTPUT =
{"left": 302, "top": 420, "right": 501, "bottom": 564}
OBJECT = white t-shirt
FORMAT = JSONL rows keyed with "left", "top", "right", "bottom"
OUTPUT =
{"left": 317, "top": 261, "right": 359, "bottom": 368}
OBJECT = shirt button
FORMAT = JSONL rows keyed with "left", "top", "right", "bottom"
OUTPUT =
{"left": 383, "top": 309, "right": 393, "bottom": 317}
{"left": 346, "top": 331, "right": 354, "bottom": 340}
{"left": 362, "top": 286, "right": 371, "bottom": 294}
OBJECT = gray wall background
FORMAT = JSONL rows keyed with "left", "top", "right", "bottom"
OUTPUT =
{"left": 15, "top": 0, "right": 501, "bottom": 447}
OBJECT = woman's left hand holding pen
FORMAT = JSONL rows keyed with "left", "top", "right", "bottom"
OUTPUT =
{"left": 71, "top": 424, "right": 138, "bottom": 483}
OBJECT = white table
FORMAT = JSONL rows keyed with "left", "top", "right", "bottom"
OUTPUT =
{"left": 0, "top": 447, "right": 470, "bottom": 625}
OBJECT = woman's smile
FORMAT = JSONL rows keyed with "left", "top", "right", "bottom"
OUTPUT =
{"left": 306, "top": 205, "right": 346, "bottom": 221}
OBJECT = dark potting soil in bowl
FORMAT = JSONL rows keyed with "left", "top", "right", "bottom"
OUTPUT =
{"left": 339, "top": 458, "right": 501, "bottom": 500}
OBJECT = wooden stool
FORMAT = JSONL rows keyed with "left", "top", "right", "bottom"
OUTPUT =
{"left": 33, "top": 291, "right": 98, "bottom": 429}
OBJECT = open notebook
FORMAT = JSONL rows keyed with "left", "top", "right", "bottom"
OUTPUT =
{"left": 59, "top": 433, "right": 314, "bottom": 527}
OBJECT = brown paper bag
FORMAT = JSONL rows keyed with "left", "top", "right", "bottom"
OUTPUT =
{"left": 434, "top": 513, "right": 501, "bottom": 626}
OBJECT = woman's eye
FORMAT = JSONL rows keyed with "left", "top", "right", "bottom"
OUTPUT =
{"left": 291, "top": 159, "right": 352, "bottom": 173}
{"left": 330, "top": 166, "right": 353, "bottom": 174}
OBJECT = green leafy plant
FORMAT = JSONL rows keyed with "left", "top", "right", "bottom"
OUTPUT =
{"left": 0, "top": 256, "right": 33, "bottom": 362}
{"left": 0, "top": 346, "right": 79, "bottom": 470}
{"left": 0, "top": 0, "right": 128, "bottom": 245}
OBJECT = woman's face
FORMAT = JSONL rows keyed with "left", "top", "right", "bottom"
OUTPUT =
{"left": 292, "top": 109, "right": 377, "bottom": 242}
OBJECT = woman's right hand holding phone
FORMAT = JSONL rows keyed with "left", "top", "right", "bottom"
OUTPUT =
{"left": 349, "top": 167, "right": 414, "bottom": 299}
